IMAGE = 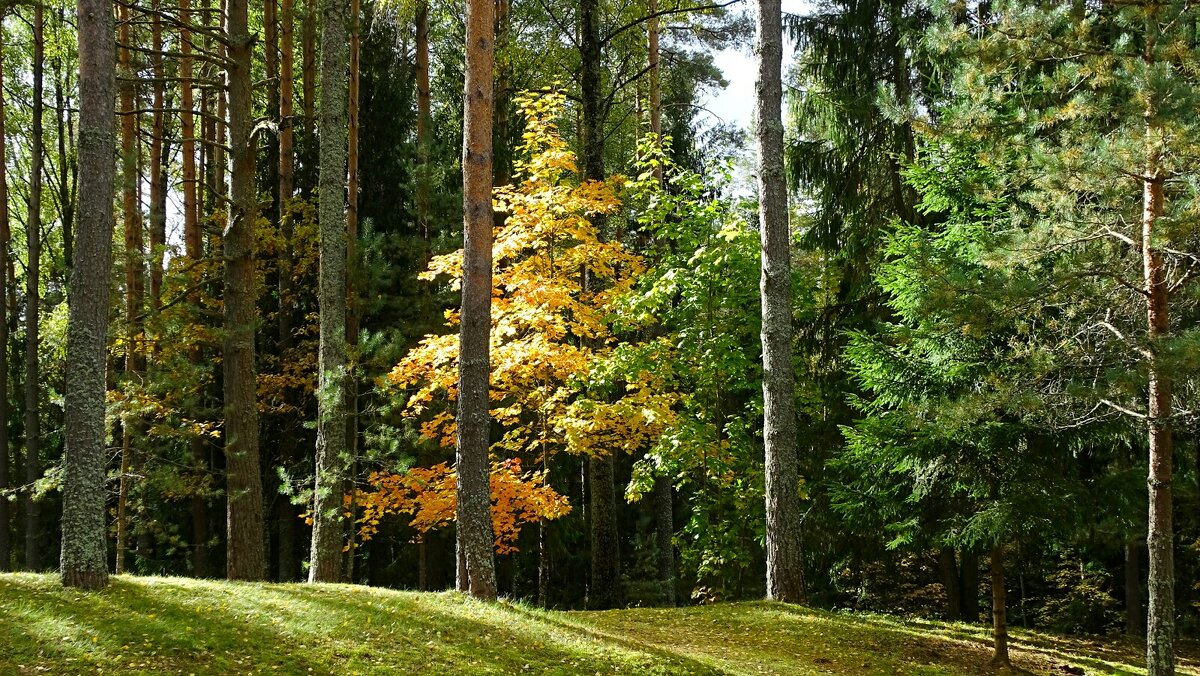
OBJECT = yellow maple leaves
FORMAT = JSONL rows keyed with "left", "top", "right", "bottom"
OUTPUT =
{"left": 365, "top": 91, "right": 652, "bottom": 550}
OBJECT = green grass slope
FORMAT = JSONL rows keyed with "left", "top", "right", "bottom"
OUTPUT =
{"left": 0, "top": 573, "right": 1194, "bottom": 675}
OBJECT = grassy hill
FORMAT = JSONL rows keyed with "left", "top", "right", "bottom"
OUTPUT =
{"left": 0, "top": 573, "right": 1194, "bottom": 675}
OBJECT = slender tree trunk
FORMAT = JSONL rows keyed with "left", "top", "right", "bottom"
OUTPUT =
{"left": 415, "top": 1, "right": 431, "bottom": 248}
{"left": 309, "top": 0, "right": 350, "bottom": 584}
{"left": 61, "top": 0, "right": 116, "bottom": 590}
{"left": 302, "top": 0, "right": 316, "bottom": 195}
{"left": 648, "top": 0, "right": 662, "bottom": 181}
{"left": 755, "top": 0, "right": 804, "bottom": 604}
{"left": 148, "top": 0, "right": 166, "bottom": 311}
{"left": 51, "top": 26, "right": 75, "bottom": 272}
{"left": 1126, "top": 539, "right": 1144, "bottom": 637}
{"left": 178, "top": 0, "right": 210, "bottom": 578}
{"left": 1143, "top": 120, "right": 1174, "bottom": 676}
{"left": 223, "top": 0, "right": 266, "bottom": 581}
{"left": 0, "top": 23, "right": 10, "bottom": 573}
{"left": 116, "top": 0, "right": 145, "bottom": 576}
{"left": 275, "top": 0, "right": 300, "bottom": 583}
{"left": 344, "top": 0, "right": 362, "bottom": 582}
{"left": 24, "top": 5, "right": 45, "bottom": 572}
{"left": 457, "top": 0, "right": 498, "bottom": 600}
{"left": 990, "top": 545, "right": 1010, "bottom": 667}
{"left": 577, "top": 0, "right": 622, "bottom": 611}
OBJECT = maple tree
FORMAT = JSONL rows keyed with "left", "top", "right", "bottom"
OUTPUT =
{"left": 368, "top": 91, "right": 642, "bottom": 550}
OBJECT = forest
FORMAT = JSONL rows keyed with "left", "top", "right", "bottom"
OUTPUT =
{"left": 0, "top": 0, "right": 1198, "bottom": 673}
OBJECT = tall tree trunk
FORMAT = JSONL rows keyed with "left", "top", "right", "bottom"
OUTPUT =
{"left": 61, "top": 0, "right": 116, "bottom": 590}
{"left": 1143, "top": 118, "right": 1174, "bottom": 676}
{"left": 302, "top": 0, "right": 316, "bottom": 195}
{"left": 755, "top": 0, "right": 804, "bottom": 604}
{"left": 52, "top": 22, "right": 75, "bottom": 272}
{"left": 578, "top": 0, "right": 621, "bottom": 611}
{"left": 309, "top": 0, "right": 350, "bottom": 584}
{"left": 415, "top": 1, "right": 431, "bottom": 248}
{"left": 24, "top": 5, "right": 45, "bottom": 572}
{"left": 178, "top": 0, "right": 210, "bottom": 578}
{"left": 223, "top": 0, "right": 266, "bottom": 581}
{"left": 344, "top": 0, "right": 362, "bottom": 582}
{"left": 148, "top": 0, "right": 166, "bottom": 311}
{"left": 1126, "top": 539, "right": 1144, "bottom": 637}
{"left": 276, "top": 0, "right": 300, "bottom": 583}
{"left": 457, "top": 0, "right": 498, "bottom": 601}
{"left": 116, "top": 0, "right": 145, "bottom": 576}
{"left": 0, "top": 22, "right": 9, "bottom": 573}
{"left": 990, "top": 545, "right": 1010, "bottom": 667}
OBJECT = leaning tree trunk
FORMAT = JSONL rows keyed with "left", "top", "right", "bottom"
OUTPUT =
{"left": 308, "top": 0, "right": 350, "bottom": 584}
{"left": 223, "top": 0, "right": 266, "bottom": 581}
{"left": 61, "top": 0, "right": 116, "bottom": 590}
{"left": 456, "top": 0, "right": 498, "bottom": 601}
{"left": 24, "top": 5, "right": 45, "bottom": 572}
{"left": 754, "top": 0, "right": 805, "bottom": 604}
{"left": 990, "top": 545, "right": 1010, "bottom": 668}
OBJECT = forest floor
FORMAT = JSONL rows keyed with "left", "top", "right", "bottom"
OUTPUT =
{"left": 0, "top": 573, "right": 1195, "bottom": 675}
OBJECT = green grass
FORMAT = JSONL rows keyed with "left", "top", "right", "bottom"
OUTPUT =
{"left": 0, "top": 574, "right": 1194, "bottom": 675}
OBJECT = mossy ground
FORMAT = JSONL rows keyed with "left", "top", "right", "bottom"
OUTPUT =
{"left": 0, "top": 573, "right": 1194, "bottom": 674}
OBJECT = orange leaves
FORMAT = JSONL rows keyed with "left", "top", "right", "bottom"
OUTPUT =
{"left": 354, "top": 458, "right": 570, "bottom": 554}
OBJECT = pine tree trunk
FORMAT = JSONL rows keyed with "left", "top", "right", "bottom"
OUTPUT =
{"left": 276, "top": 0, "right": 300, "bottom": 583}
{"left": 1126, "top": 539, "right": 1144, "bottom": 637}
{"left": 24, "top": 5, "right": 45, "bottom": 572}
{"left": 990, "top": 545, "right": 1010, "bottom": 667}
{"left": 755, "top": 0, "right": 804, "bottom": 604}
{"left": 0, "top": 23, "right": 10, "bottom": 573}
{"left": 309, "top": 0, "right": 351, "bottom": 584}
{"left": 302, "top": 0, "right": 317, "bottom": 195}
{"left": 223, "top": 0, "right": 266, "bottom": 581}
{"left": 1143, "top": 123, "right": 1174, "bottom": 676}
{"left": 457, "top": 0, "right": 498, "bottom": 600}
{"left": 148, "top": 0, "right": 166, "bottom": 311}
{"left": 344, "top": 0, "right": 362, "bottom": 582}
{"left": 116, "top": 0, "right": 145, "bottom": 576}
{"left": 61, "top": 0, "right": 116, "bottom": 590}
{"left": 415, "top": 1, "right": 431, "bottom": 250}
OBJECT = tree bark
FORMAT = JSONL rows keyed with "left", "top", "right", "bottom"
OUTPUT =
{"left": 24, "top": 5, "right": 45, "bottom": 572}
{"left": 457, "top": 0, "right": 498, "bottom": 601}
{"left": 61, "top": 0, "right": 116, "bottom": 590}
{"left": 344, "top": 0, "right": 362, "bottom": 582}
{"left": 588, "top": 453, "right": 621, "bottom": 608}
{"left": 116, "top": 0, "right": 145, "bottom": 576}
{"left": 275, "top": 0, "right": 300, "bottom": 583}
{"left": 178, "top": 0, "right": 211, "bottom": 579}
{"left": 415, "top": 1, "right": 431, "bottom": 247}
{"left": 223, "top": 0, "right": 266, "bottom": 581}
{"left": 308, "top": 0, "right": 351, "bottom": 584}
{"left": 990, "top": 545, "right": 1010, "bottom": 668}
{"left": 302, "top": 0, "right": 317, "bottom": 195}
{"left": 0, "top": 21, "right": 10, "bottom": 573}
{"left": 755, "top": 0, "right": 804, "bottom": 604}
{"left": 1143, "top": 119, "right": 1174, "bottom": 676}
{"left": 148, "top": 0, "right": 167, "bottom": 311}
{"left": 654, "top": 476, "right": 675, "bottom": 606}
